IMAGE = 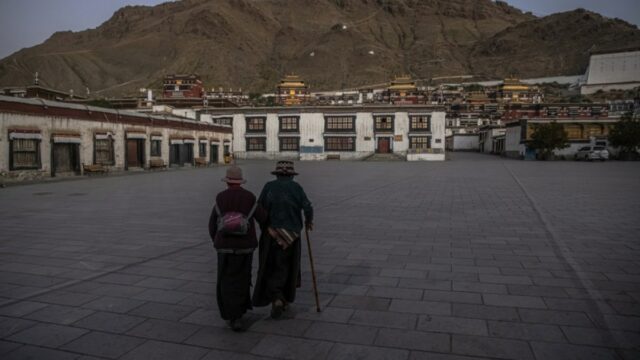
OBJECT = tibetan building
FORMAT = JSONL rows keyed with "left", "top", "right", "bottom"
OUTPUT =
{"left": 491, "top": 78, "right": 542, "bottom": 104}
{"left": 276, "top": 75, "right": 309, "bottom": 106}
{"left": 163, "top": 74, "right": 205, "bottom": 98}
{"left": 385, "top": 76, "right": 426, "bottom": 105}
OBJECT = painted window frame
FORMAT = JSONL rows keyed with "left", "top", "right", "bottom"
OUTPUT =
{"left": 246, "top": 137, "right": 266, "bottom": 152}
{"left": 94, "top": 136, "right": 115, "bottom": 166}
{"left": 324, "top": 136, "right": 355, "bottom": 151}
{"left": 246, "top": 117, "right": 266, "bottom": 133}
{"left": 150, "top": 139, "right": 162, "bottom": 157}
{"left": 409, "top": 136, "right": 431, "bottom": 150}
{"left": 325, "top": 116, "right": 355, "bottom": 132}
{"left": 374, "top": 115, "right": 394, "bottom": 132}
{"left": 409, "top": 115, "right": 431, "bottom": 132}
{"left": 279, "top": 137, "right": 300, "bottom": 151}
{"left": 9, "top": 138, "right": 41, "bottom": 170}
{"left": 279, "top": 116, "right": 299, "bottom": 132}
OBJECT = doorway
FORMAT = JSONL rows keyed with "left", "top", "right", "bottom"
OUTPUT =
{"left": 52, "top": 143, "right": 80, "bottom": 177}
{"left": 210, "top": 144, "right": 219, "bottom": 164}
{"left": 170, "top": 144, "right": 181, "bottom": 166}
{"left": 126, "top": 139, "right": 145, "bottom": 168}
{"left": 183, "top": 143, "right": 194, "bottom": 165}
{"left": 377, "top": 137, "right": 391, "bottom": 154}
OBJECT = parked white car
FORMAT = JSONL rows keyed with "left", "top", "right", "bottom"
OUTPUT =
{"left": 575, "top": 146, "right": 609, "bottom": 161}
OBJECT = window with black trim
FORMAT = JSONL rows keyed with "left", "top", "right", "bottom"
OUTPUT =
{"left": 410, "top": 115, "right": 430, "bottom": 131}
{"left": 217, "top": 117, "right": 233, "bottom": 126}
{"left": 410, "top": 136, "right": 431, "bottom": 150}
{"left": 10, "top": 138, "right": 40, "bottom": 170}
{"left": 325, "top": 137, "right": 355, "bottom": 151}
{"left": 374, "top": 116, "right": 394, "bottom": 132}
{"left": 247, "top": 137, "right": 266, "bottom": 151}
{"left": 95, "top": 138, "right": 115, "bottom": 165}
{"left": 279, "top": 137, "right": 299, "bottom": 151}
{"left": 279, "top": 116, "right": 299, "bottom": 132}
{"left": 246, "top": 117, "right": 266, "bottom": 132}
{"left": 199, "top": 143, "right": 207, "bottom": 157}
{"left": 151, "top": 140, "right": 161, "bottom": 157}
{"left": 325, "top": 116, "right": 355, "bottom": 132}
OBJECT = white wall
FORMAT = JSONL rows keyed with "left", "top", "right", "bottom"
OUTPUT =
{"left": 586, "top": 50, "right": 640, "bottom": 85}
{"left": 505, "top": 125, "right": 523, "bottom": 158}
{"left": 231, "top": 109, "right": 446, "bottom": 161}
{"left": 430, "top": 112, "right": 446, "bottom": 152}
{"left": 449, "top": 135, "right": 479, "bottom": 151}
{"left": 1, "top": 112, "right": 230, "bottom": 179}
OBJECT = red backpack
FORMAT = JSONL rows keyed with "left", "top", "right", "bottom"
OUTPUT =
{"left": 214, "top": 202, "right": 257, "bottom": 236}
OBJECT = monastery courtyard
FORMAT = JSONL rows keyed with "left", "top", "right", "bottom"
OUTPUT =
{"left": 0, "top": 153, "right": 639, "bottom": 360}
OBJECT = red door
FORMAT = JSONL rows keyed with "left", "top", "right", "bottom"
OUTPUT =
{"left": 127, "top": 139, "right": 140, "bottom": 167}
{"left": 378, "top": 137, "right": 390, "bottom": 153}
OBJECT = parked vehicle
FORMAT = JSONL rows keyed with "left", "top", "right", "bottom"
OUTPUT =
{"left": 575, "top": 146, "right": 609, "bottom": 161}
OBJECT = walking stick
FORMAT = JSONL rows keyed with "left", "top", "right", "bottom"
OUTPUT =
{"left": 305, "top": 228, "right": 321, "bottom": 312}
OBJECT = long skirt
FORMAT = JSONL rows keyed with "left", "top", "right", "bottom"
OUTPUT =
{"left": 216, "top": 252, "right": 253, "bottom": 320}
{"left": 252, "top": 232, "right": 302, "bottom": 307}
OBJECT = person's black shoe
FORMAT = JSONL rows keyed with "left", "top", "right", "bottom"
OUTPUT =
{"left": 271, "top": 299, "right": 284, "bottom": 319}
{"left": 227, "top": 319, "right": 244, "bottom": 332}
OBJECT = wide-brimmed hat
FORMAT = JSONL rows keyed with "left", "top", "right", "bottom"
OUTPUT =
{"left": 271, "top": 161, "right": 298, "bottom": 176}
{"left": 221, "top": 165, "right": 246, "bottom": 184}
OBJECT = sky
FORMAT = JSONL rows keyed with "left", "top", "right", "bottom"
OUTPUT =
{"left": 0, "top": 0, "right": 639, "bottom": 59}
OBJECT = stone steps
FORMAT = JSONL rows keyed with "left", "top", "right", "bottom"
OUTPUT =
{"left": 364, "top": 153, "right": 406, "bottom": 161}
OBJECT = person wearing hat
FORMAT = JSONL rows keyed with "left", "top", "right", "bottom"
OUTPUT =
{"left": 208, "top": 165, "right": 266, "bottom": 331}
{"left": 252, "top": 161, "right": 314, "bottom": 318}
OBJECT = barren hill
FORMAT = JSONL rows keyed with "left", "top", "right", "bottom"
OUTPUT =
{"left": 0, "top": 0, "right": 638, "bottom": 96}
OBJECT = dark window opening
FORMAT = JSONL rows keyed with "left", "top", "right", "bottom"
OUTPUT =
{"left": 325, "top": 136, "right": 355, "bottom": 151}
{"left": 325, "top": 116, "right": 355, "bottom": 131}
{"left": 279, "top": 116, "right": 299, "bottom": 132}
{"left": 95, "top": 138, "right": 115, "bottom": 165}
{"left": 150, "top": 140, "right": 161, "bottom": 157}
{"left": 247, "top": 117, "right": 266, "bottom": 132}
{"left": 374, "top": 116, "right": 394, "bottom": 132}
{"left": 410, "top": 136, "right": 431, "bottom": 150}
{"left": 247, "top": 137, "right": 266, "bottom": 151}
{"left": 279, "top": 137, "right": 300, "bottom": 151}
{"left": 10, "top": 138, "right": 40, "bottom": 170}
{"left": 410, "top": 116, "right": 430, "bottom": 131}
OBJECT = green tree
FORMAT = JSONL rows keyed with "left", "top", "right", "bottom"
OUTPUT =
{"left": 609, "top": 112, "right": 640, "bottom": 160}
{"left": 528, "top": 122, "right": 569, "bottom": 160}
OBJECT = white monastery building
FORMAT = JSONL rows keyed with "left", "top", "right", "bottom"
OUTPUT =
{"left": 0, "top": 96, "right": 232, "bottom": 182}
{"left": 206, "top": 106, "right": 446, "bottom": 161}
{"left": 581, "top": 48, "right": 640, "bottom": 95}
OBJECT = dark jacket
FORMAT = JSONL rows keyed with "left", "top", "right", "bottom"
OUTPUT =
{"left": 258, "top": 177, "right": 313, "bottom": 233}
{"left": 208, "top": 186, "right": 267, "bottom": 250}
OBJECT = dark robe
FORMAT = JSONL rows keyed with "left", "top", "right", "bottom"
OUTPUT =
{"left": 216, "top": 252, "right": 253, "bottom": 320}
{"left": 252, "top": 177, "right": 313, "bottom": 307}
{"left": 208, "top": 186, "right": 266, "bottom": 320}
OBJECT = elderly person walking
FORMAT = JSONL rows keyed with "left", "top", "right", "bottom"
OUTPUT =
{"left": 252, "top": 161, "right": 313, "bottom": 318}
{"left": 209, "top": 165, "right": 266, "bottom": 331}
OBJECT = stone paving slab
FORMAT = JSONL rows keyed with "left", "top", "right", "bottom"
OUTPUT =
{"left": 1, "top": 153, "right": 639, "bottom": 359}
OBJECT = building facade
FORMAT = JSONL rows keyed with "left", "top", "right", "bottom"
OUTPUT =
{"left": 478, "top": 125, "right": 506, "bottom": 154}
{"left": 204, "top": 106, "right": 445, "bottom": 161}
{"left": 163, "top": 74, "right": 205, "bottom": 98}
{"left": 384, "top": 76, "right": 426, "bottom": 105}
{"left": 504, "top": 117, "right": 618, "bottom": 159}
{"left": 276, "top": 75, "right": 310, "bottom": 106}
{"left": 445, "top": 134, "right": 480, "bottom": 152}
{"left": 0, "top": 96, "right": 231, "bottom": 182}
{"left": 581, "top": 48, "right": 640, "bottom": 95}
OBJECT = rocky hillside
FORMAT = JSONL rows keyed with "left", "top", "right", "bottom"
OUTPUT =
{"left": 0, "top": 0, "right": 638, "bottom": 96}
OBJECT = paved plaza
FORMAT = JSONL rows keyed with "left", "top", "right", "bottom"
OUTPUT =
{"left": 1, "top": 153, "right": 639, "bottom": 360}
